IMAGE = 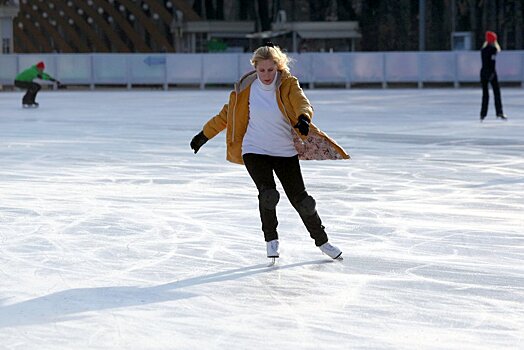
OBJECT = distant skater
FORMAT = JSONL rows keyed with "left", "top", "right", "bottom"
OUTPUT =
{"left": 190, "top": 43, "right": 349, "bottom": 263}
{"left": 480, "top": 31, "right": 507, "bottom": 122}
{"left": 14, "top": 61, "right": 60, "bottom": 108}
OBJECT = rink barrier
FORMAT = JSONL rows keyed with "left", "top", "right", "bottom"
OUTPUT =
{"left": 1, "top": 51, "right": 524, "bottom": 90}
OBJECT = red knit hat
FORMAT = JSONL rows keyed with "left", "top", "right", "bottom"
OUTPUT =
{"left": 485, "top": 31, "right": 497, "bottom": 44}
{"left": 36, "top": 61, "right": 45, "bottom": 70}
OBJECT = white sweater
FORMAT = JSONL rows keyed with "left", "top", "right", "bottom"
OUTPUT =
{"left": 242, "top": 75, "right": 297, "bottom": 157}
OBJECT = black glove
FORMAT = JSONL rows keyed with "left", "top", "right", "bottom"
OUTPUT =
{"left": 190, "top": 131, "right": 208, "bottom": 154}
{"left": 294, "top": 115, "right": 310, "bottom": 136}
{"left": 57, "top": 81, "right": 65, "bottom": 89}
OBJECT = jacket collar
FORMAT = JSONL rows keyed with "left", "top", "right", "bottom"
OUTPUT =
{"left": 235, "top": 70, "right": 291, "bottom": 93}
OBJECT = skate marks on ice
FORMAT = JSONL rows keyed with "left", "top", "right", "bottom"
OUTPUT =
{"left": 1, "top": 89, "right": 523, "bottom": 349}
{"left": 337, "top": 251, "right": 524, "bottom": 348}
{"left": 0, "top": 259, "right": 334, "bottom": 329}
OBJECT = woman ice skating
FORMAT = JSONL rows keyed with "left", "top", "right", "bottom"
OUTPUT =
{"left": 190, "top": 43, "right": 349, "bottom": 263}
{"left": 480, "top": 31, "right": 507, "bottom": 122}
{"left": 14, "top": 61, "right": 61, "bottom": 108}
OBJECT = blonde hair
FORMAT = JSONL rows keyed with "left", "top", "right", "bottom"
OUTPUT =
{"left": 250, "top": 45, "right": 292, "bottom": 73}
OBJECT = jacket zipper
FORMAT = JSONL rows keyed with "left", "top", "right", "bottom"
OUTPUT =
{"left": 232, "top": 84, "right": 238, "bottom": 142}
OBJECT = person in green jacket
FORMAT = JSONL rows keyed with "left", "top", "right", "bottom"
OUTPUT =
{"left": 14, "top": 61, "right": 60, "bottom": 107}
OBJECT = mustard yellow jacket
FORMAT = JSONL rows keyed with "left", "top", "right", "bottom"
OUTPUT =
{"left": 202, "top": 70, "right": 350, "bottom": 165}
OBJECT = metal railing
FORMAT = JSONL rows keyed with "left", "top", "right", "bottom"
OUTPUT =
{"left": 1, "top": 51, "right": 523, "bottom": 89}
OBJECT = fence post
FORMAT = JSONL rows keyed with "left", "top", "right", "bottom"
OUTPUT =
{"left": 521, "top": 52, "right": 524, "bottom": 88}
{"left": 126, "top": 55, "right": 131, "bottom": 90}
{"left": 418, "top": 52, "right": 423, "bottom": 88}
{"left": 382, "top": 52, "right": 387, "bottom": 88}
{"left": 90, "top": 54, "right": 95, "bottom": 90}
{"left": 453, "top": 51, "right": 459, "bottom": 88}
{"left": 16, "top": 54, "right": 20, "bottom": 85}
{"left": 163, "top": 54, "right": 168, "bottom": 91}
{"left": 345, "top": 53, "right": 352, "bottom": 89}
{"left": 237, "top": 53, "right": 241, "bottom": 84}
{"left": 200, "top": 54, "right": 205, "bottom": 90}
{"left": 53, "top": 55, "right": 58, "bottom": 90}
{"left": 309, "top": 53, "right": 315, "bottom": 89}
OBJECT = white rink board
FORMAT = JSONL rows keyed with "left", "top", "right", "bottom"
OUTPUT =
{"left": 2, "top": 51, "right": 523, "bottom": 87}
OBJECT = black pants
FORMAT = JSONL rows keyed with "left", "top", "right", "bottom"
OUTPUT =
{"left": 243, "top": 153, "right": 328, "bottom": 247}
{"left": 480, "top": 73, "right": 503, "bottom": 117}
{"left": 14, "top": 80, "right": 41, "bottom": 104}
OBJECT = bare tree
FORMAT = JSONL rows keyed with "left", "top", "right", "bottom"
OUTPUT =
{"left": 516, "top": 0, "right": 523, "bottom": 49}
{"left": 257, "top": 0, "right": 271, "bottom": 31}
{"left": 468, "top": 0, "right": 478, "bottom": 47}
{"left": 498, "top": 0, "right": 505, "bottom": 46}
{"left": 217, "top": 0, "right": 224, "bottom": 19}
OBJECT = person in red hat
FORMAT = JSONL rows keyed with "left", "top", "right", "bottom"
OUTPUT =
{"left": 480, "top": 31, "right": 507, "bottom": 121}
{"left": 14, "top": 61, "right": 61, "bottom": 108}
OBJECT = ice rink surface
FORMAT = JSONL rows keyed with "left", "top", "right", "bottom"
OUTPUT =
{"left": 0, "top": 87, "right": 523, "bottom": 349}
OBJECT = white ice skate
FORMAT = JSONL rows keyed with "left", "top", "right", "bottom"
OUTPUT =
{"left": 22, "top": 102, "right": 39, "bottom": 108}
{"left": 319, "top": 242, "right": 342, "bottom": 260}
{"left": 266, "top": 239, "right": 279, "bottom": 266}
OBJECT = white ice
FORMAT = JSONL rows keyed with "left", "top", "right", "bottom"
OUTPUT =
{"left": 0, "top": 88, "right": 523, "bottom": 350}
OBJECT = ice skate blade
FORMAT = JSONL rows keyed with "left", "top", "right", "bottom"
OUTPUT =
{"left": 267, "top": 258, "right": 277, "bottom": 267}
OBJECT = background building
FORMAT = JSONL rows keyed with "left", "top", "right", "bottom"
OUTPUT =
{"left": 0, "top": 0, "right": 18, "bottom": 53}
{"left": 3, "top": 0, "right": 524, "bottom": 53}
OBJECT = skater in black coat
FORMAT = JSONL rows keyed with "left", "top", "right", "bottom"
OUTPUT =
{"left": 480, "top": 31, "right": 507, "bottom": 122}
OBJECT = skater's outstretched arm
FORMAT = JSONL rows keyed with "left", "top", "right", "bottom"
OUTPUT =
{"left": 190, "top": 92, "right": 231, "bottom": 154}
{"left": 203, "top": 102, "right": 228, "bottom": 138}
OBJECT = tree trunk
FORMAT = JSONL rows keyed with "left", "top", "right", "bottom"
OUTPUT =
{"left": 469, "top": 0, "right": 478, "bottom": 47}
{"left": 257, "top": 0, "right": 271, "bottom": 31}
{"left": 205, "top": 0, "right": 215, "bottom": 19}
{"left": 216, "top": 0, "right": 224, "bottom": 20}
{"left": 193, "top": 0, "right": 204, "bottom": 18}
{"left": 488, "top": 0, "right": 497, "bottom": 30}
{"left": 516, "top": 0, "right": 523, "bottom": 49}
{"left": 498, "top": 0, "right": 505, "bottom": 47}
{"left": 359, "top": 0, "right": 380, "bottom": 51}
{"left": 337, "top": 0, "right": 357, "bottom": 20}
